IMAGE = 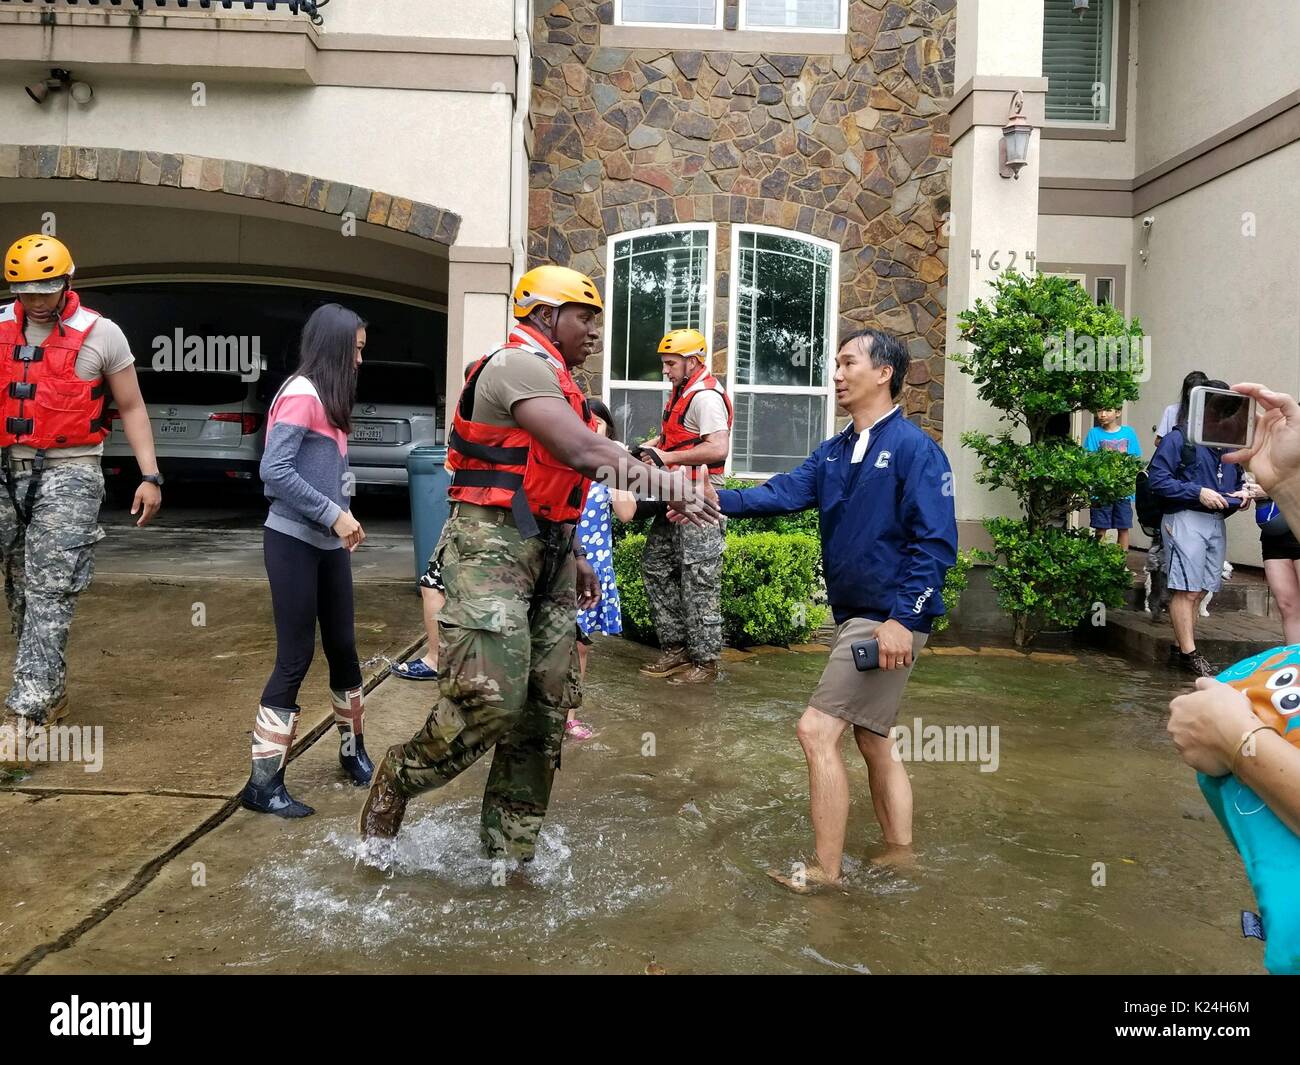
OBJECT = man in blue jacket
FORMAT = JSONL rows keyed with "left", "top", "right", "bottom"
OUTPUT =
{"left": 1147, "top": 388, "right": 1250, "bottom": 676}
{"left": 707, "top": 328, "right": 957, "bottom": 890}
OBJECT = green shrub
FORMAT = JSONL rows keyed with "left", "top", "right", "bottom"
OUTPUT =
{"left": 952, "top": 270, "right": 1144, "bottom": 645}
{"left": 612, "top": 533, "right": 656, "bottom": 643}
{"left": 720, "top": 532, "right": 828, "bottom": 646}
{"left": 976, "top": 518, "right": 1133, "bottom": 646}
{"left": 612, "top": 476, "right": 819, "bottom": 543}
{"left": 718, "top": 476, "right": 820, "bottom": 538}
{"left": 933, "top": 548, "right": 976, "bottom": 633}
{"left": 612, "top": 530, "right": 827, "bottom": 648}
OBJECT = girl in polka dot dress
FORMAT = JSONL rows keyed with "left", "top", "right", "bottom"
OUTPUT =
{"left": 568, "top": 400, "right": 638, "bottom": 740}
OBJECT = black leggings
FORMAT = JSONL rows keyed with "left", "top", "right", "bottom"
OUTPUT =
{"left": 261, "top": 527, "right": 362, "bottom": 710}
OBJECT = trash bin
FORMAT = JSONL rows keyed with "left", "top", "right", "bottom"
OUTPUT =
{"left": 407, "top": 444, "right": 450, "bottom": 586}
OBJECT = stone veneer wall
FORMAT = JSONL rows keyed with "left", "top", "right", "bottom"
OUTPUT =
{"left": 528, "top": 0, "right": 954, "bottom": 440}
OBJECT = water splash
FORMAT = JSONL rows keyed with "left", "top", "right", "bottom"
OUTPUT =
{"left": 238, "top": 798, "right": 675, "bottom": 958}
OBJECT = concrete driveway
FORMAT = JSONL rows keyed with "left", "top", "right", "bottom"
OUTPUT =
{"left": 0, "top": 499, "right": 425, "bottom": 973}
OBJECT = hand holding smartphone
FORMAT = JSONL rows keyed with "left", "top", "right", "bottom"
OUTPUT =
{"left": 851, "top": 637, "right": 880, "bottom": 672}
{"left": 1187, "top": 386, "right": 1257, "bottom": 450}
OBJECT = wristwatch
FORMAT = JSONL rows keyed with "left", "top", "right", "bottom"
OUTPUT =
{"left": 141, "top": 472, "right": 164, "bottom": 487}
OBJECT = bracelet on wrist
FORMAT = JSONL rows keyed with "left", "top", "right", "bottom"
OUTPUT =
{"left": 1231, "top": 724, "right": 1278, "bottom": 776}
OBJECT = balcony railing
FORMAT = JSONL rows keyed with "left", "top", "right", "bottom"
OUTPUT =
{"left": 0, "top": 0, "right": 328, "bottom": 25}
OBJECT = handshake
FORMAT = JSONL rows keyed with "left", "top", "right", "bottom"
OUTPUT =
{"left": 621, "top": 443, "right": 721, "bottom": 527}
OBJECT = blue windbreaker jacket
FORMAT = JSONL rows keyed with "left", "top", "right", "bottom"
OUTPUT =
{"left": 716, "top": 406, "right": 958, "bottom": 632}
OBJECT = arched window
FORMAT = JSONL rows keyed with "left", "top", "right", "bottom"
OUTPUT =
{"left": 727, "top": 225, "right": 838, "bottom": 476}
{"left": 602, "top": 224, "right": 715, "bottom": 446}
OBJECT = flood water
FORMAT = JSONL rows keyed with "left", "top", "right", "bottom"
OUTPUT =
{"left": 211, "top": 637, "right": 1260, "bottom": 975}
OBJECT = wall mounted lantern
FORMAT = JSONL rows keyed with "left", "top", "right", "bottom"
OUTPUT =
{"left": 998, "top": 90, "right": 1033, "bottom": 179}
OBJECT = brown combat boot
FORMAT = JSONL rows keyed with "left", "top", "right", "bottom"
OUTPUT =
{"left": 639, "top": 646, "right": 692, "bottom": 678}
{"left": 358, "top": 748, "right": 408, "bottom": 839}
{"left": 0, "top": 711, "right": 30, "bottom": 772}
{"left": 666, "top": 662, "right": 719, "bottom": 685}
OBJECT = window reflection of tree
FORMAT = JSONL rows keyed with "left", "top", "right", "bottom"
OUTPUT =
{"left": 614, "top": 242, "right": 706, "bottom": 383}
{"left": 738, "top": 247, "right": 826, "bottom": 389}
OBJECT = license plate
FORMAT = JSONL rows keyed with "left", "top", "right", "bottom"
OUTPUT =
{"left": 158, "top": 421, "right": 188, "bottom": 436}
{"left": 351, "top": 426, "right": 384, "bottom": 443}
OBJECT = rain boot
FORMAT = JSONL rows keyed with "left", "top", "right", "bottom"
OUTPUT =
{"left": 240, "top": 704, "right": 314, "bottom": 818}
{"left": 331, "top": 684, "right": 374, "bottom": 786}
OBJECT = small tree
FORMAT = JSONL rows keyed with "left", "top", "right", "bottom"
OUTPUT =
{"left": 953, "top": 271, "right": 1145, "bottom": 646}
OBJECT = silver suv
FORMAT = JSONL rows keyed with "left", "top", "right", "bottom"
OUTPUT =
{"left": 348, "top": 361, "right": 441, "bottom": 487}
{"left": 102, "top": 367, "right": 265, "bottom": 489}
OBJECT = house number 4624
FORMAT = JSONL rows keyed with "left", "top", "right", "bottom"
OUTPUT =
{"left": 970, "top": 249, "right": 1037, "bottom": 271}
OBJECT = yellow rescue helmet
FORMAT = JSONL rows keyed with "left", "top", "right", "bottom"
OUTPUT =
{"left": 512, "top": 264, "right": 603, "bottom": 319}
{"left": 5, "top": 234, "right": 75, "bottom": 293}
{"left": 658, "top": 328, "right": 707, "bottom": 361}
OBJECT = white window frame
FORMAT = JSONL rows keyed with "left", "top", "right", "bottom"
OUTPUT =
{"left": 726, "top": 224, "right": 840, "bottom": 479}
{"left": 614, "top": 0, "right": 724, "bottom": 29}
{"left": 602, "top": 222, "right": 717, "bottom": 446}
{"left": 739, "top": 0, "right": 848, "bottom": 33}
{"left": 1042, "top": 0, "right": 1120, "bottom": 131}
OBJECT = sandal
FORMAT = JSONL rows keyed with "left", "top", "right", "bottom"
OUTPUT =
{"left": 391, "top": 659, "right": 439, "bottom": 681}
{"left": 565, "top": 719, "right": 594, "bottom": 741}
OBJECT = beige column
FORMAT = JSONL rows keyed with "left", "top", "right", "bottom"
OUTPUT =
{"left": 945, "top": 0, "right": 1048, "bottom": 547}
{"left": 444, "top": 245, "right": 514, "bottom": 433}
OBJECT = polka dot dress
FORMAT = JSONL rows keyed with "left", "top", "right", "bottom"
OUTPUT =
{"left": 576, "top": 482, "right": 623, "bottom": 637}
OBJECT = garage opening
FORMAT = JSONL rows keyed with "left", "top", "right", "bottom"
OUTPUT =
{"left": 76, "top": 280, "right": 447, "bottom": 494}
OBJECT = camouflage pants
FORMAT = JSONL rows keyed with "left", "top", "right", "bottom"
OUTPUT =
{"left": 0, "top": 461, "right": 105, "bottom": 721}
{"left": 641, "top": 512, "right": 724, "bottom": 664}
{"left": 384, "top": 507, "right": 581, "bottom": 861}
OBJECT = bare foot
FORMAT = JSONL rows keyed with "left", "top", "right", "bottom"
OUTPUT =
{"left": 868, "top": 843, "right": 917, "bottom": 871}
{"left": 766, "top": 863, "right": 844, "bottom": 895}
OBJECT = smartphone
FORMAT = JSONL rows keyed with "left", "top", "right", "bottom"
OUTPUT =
{"left": 631, "top": 444, "right": 666, "bottom": 468}
{"left": 851, "top": 637, "right": 880, "bottom": 672}
{"left": 1187, "top": 386, "right": 1255, "bottom": 450}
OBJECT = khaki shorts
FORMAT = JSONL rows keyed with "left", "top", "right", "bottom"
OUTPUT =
{"left": 809, "top": 617, "right": 928, "bottom": 736}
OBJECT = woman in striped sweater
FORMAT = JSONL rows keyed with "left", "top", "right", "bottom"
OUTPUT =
{"left": 240, "top": 304, "right": 372, "bottom": 818}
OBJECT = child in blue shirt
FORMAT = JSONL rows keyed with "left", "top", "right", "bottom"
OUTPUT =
{"left": 1084, "top": 408, "right": 1141, "bottom": 550}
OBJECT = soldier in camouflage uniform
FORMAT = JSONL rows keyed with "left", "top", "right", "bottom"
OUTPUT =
{"left": 359, "top": 266, "right": 720, "bottom": 857}
{"left": 0, "top": 235, "right": 161, "bottom": 769}
{"left": 393, "top": 509, "right": 581, "bottom": 859}
{"left": 638, "top": 330, "right": 733, "bottom": 685}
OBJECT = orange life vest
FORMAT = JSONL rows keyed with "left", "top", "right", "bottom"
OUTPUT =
{"left": 0, "top": 290, "right": 111, "bottom": 450}
{"left": 661, "top": 364, "right": 733, "bottom": 477}
{"left": 447, "top": 323, "right": 596, "bottom": 538}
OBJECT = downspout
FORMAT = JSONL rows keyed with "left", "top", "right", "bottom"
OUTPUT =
{"left": 509, "top": 0, "right": 532, "bottom": 286}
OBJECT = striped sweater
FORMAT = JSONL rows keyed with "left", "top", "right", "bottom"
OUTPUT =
{"left": 261, "top": 375, "right": 350, "bottom": 549}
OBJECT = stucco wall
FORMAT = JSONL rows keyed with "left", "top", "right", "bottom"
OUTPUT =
{"left": 1135, "top": 0, "right": 1300, "bottom": 175}
{"left": 2, "top": 77, "right": 513, "bottom": 247}
{"left": 320, "top": 0, "right": 516, "bottom": 40}
{"left": 0, "top": 198, "right": 446, "bottom": 295}
{"left": 1129, "top": 140, "right": 1300, "bottom": 566}
{"left": 1036, "top": 213, "right": 1132, "bottom": 307}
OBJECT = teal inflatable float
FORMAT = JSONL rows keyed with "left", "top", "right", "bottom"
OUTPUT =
{"left": 1199, "top": 644, "right": 1300, "bottom": 974}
